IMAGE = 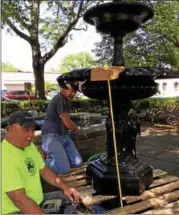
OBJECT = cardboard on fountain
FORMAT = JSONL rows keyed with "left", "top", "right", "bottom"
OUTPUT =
{"left": 91, "top": 66, "right": 125, "bottom": 81}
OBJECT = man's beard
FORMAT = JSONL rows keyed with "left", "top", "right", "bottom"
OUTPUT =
{"left": 67, "top": 94, "right": 74, "bottom": 99}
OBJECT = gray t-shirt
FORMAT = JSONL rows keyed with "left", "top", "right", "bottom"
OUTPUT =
{"left": 42, "top": 93, "right": 69, "bottom": 135}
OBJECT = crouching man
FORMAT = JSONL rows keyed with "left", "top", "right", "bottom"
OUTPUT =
{"left": 2, "top": 112, "right": 80, "bottom": 214}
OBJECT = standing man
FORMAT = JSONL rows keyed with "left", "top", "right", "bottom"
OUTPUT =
{"left": 2, "top": 111, "right": 80, "bottom": 214}
{"left": 42, "top": 81, "right": 83, "bottom": 174}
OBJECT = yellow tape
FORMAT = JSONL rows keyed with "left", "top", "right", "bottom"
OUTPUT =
{"left": 105, "top": 65, "right": 125, "bottom": 214}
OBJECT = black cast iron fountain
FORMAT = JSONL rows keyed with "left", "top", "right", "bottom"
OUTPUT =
{"left": 57, "top": 0, "right": 179, "bottom": 196}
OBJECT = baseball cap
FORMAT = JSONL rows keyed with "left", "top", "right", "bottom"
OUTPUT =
{"left": 8, "top": 111, "right": 36, "bottom": 128}
{"left": 59, "top": 81, "right": 79, "bottom": 92}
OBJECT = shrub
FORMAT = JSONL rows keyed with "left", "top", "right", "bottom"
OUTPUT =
{"left": 132, "top": 98, "right": 179, "bottom": 125}
{"left": 1, "top": 100, "right": 49, "bottom": 117}
{"left": 1, "top": 98, "right": 179, "bottom": 125}
{"left": 1, "top": 99, "right": 107, "bottom": 117}
{"left": 1, "top": 102, "right": 20, "bottom": 117}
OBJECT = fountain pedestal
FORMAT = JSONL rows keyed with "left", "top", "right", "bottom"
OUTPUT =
{"left": 86, "top": 100, "right": 153, "bottom": 195}
{"left": 87, "top": 155, "right": 153, "bottom": 195}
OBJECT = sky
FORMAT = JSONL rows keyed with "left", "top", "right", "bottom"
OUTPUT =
{"left": 2, "top": 24, "right": 101, "bottom": 72}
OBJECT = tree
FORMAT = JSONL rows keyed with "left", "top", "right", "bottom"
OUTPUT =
{"left": 144, "top": 0, "right": 179, "bottom": 68}
{"left": 45, "top": 81, "right": 58, "bottom": 92}
{"left": 93, "top": 0, "right": 179, "bottom": 69}
{"left": 59, "top": 52, "right": 96, "bottom": 74}
{"left": 93, "top": 34, "right": 113, "bottom": 66}
{"left": 1, "top": 0, "right": 101, "bottom": 99}
{"left": 1, "top": 62, "right": 19, "bottom": 72}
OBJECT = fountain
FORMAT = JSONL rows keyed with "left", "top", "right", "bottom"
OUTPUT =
{"left": 57, "top": 0, "right": 179, "bottom": 196}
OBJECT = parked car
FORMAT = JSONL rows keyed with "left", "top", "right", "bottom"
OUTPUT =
{"left": 1, "top": 95, "right": 18, "bottom": 102}
{"left": 1, "top": 90, "right": 8, "bottom": 95}
{"left": 4, "top": 90, "right": 36, "bottom": 101}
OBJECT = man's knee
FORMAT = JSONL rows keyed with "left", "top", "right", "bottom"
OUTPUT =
{"left": 45, "top": 158, "right": 70, "bottom": 174}
{"left": 71, "top": 156, "right": 83, "bottom": 168}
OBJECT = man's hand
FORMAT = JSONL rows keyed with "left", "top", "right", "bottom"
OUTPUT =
{"left": 60, "top": 112, "right": 79, "bottom": 134}
{"left": 73, "top": 126, "right": 79, "bottom": 135}
{"left": 40, "top": 166, "right": 80, "bottom": 202}
{"left": 64, "top": 187, "right": 80, "bottom": 202}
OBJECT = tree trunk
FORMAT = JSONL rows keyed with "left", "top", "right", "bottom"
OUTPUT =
{"left": 32, "top": 58, "right": 46, "bottom": 99}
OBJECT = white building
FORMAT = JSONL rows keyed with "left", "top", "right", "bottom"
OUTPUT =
{"left": 152, "top": 78, "right": 179, "bottom": 98}
{"left": 2, "top": 71, "right": 60, "bottom": 91}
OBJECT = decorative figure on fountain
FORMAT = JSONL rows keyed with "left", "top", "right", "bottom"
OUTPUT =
{"left": 57, "top": 0, "right": 179, "bottom": 196}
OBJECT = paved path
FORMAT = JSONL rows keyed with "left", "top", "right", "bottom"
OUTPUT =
{"left": 137, "top": 124, "right": 179, "bottom": 176}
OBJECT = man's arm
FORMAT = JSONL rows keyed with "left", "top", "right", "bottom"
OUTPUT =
{"left": 60, "top": 112, "right": 78, "bottom": 134}
{"left": 40, "top": 166, "right": 79, "bottom": 201}
{"left": 7, "top": 188, "right": 45, "bottom": 214}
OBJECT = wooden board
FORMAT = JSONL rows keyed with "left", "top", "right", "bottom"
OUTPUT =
{"left": 59, "top": 166, "right": 179, "bottom": 214}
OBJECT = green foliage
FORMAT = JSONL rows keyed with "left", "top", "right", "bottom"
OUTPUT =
{"left": 93, "top": 0, "right": 179, "bottom": 69}
{"left": 59, "top": 52, "right": 96, "bottom": 74}
{"left": 1, "top": 98, "right": 179, "bottom": 126}
{"left": 1, "top": 1, "right": 99, "bottom": 53}
{"left": 1, "top": 102, "right": 20, "bottom": 117}
{"left": 144, "top": 1, "right": 179, "bottom": 69}
{"left": 133, "top": 98, "right": 179, "bottom": 124}
{"left": 124, "top": 1, "right": 179, "bottom": 68}
{"left": 1, "top": 99, "right": 107, "bottom": 117}
{"left": 1, "top": 62, "right": 19, "bottom": 72}
{"left": 1, "top": 100, "right": 49, "bottom": 117}
{"left": 45, "top": 81, "right": 58, "bottom": 92}
{"left": 92, "top": 34, "right": 113, "bottom": 66}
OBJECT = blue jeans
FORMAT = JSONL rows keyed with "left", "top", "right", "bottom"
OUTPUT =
{"left": 42, "top": 133, "right": 83, "bottom": 174}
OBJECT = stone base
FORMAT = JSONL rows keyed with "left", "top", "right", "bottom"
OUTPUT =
{"left": 86, "top": 155, "right": 153, "bottom": 195}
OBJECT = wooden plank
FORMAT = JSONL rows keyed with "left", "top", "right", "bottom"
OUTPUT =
{"left": 150, "top": 175, "right": 178, "bottom": 188}
{"left": 144, "top": 200, "right": 179, "bottom": 214}
{"left": 81, "top": 194, "right": 117, "bottom": 206}
{"left": 60, "top": 166, "right": 86, "bottom": 178}
{"left": 42, "top": 164, "right": 179, "bottom": 214}
{"left": 78, "top": 185, "right": 96, "bottom": 197}
{"left": 123, "top": 180, "right": 179, "bottom": 204}
{"left": 153, "top": 169, "right": 168, "bottom": 178}
{"left": 78, "top": 185, "right": 92, "bottom": 191}
{"left": 67, "top": 179, "right": 87, "bottom": 188}
{"left": 106, "top": 190, "right": 179, "bottom": 214}
{"left": 79, "top": 188, "right": 96, "bottom": 196}
{"left": 62, "top": 173, "right": 86, "bottom": 183}
{"left": 163, "top": 200, "right": 179, "bottom": 208}
{"left": 144, "top": 207, "right": 179, "bottom": 214}
{"left": 150, "top": 180, "right": 179, "bottom": 195}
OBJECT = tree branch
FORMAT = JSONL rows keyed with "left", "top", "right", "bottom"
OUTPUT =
{"left": 41, "top": 0, "right": 86, "bottom": 64}
{"left": 6, "top": 19, "right": 31, "bottom": 43}
{"left": 77, "top": 0, "right": 84, "bottom": 18}
{"left": 29, "top": 0, "right": 41, "bottom": 57}
{"left": 41, "top": 19, "right": 78, "bottom": 64}
{"left": 29, "top": 0, "right": 40, "bottom": 39}
{"left": 174, "top": 36, "right": 179, "bottom": 48}
{"left": 57, "top": 4, "right": 69, "bottom": 16}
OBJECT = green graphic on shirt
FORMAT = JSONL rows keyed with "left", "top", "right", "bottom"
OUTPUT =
{"left": 25, "top": 157, "right": 36, "bottom": 176}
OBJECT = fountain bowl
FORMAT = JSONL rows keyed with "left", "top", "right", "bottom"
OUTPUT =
{"left": 84, "top": 2, "right": 154, "bottom": 36}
